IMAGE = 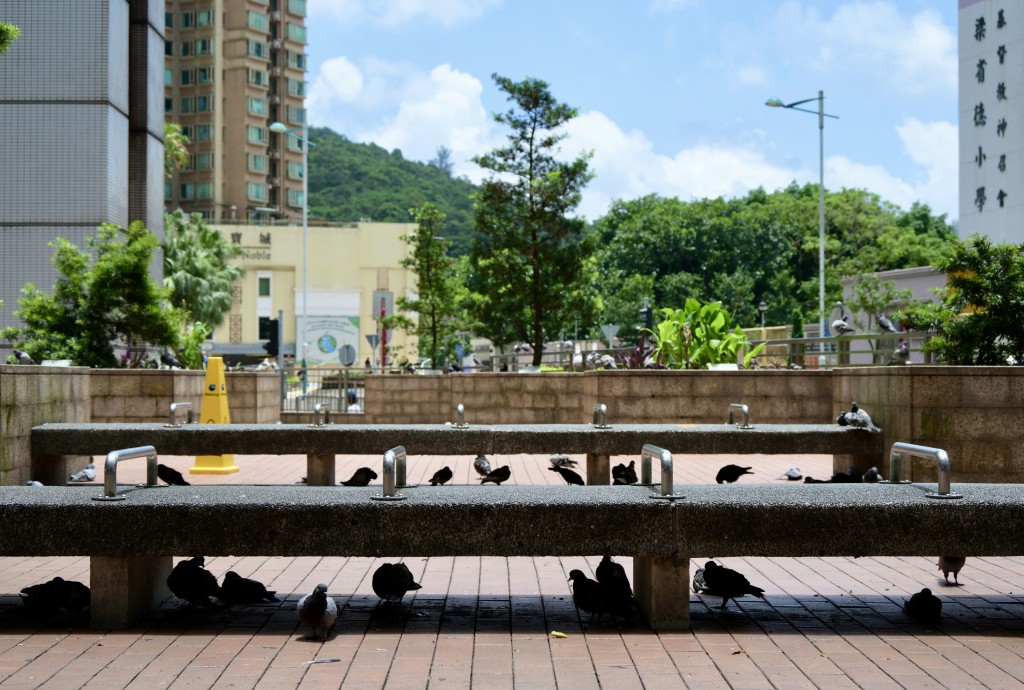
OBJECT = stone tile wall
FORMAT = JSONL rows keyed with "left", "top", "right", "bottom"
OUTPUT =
{"left": 89, "top": 369, "right": 204, "bottom": 423}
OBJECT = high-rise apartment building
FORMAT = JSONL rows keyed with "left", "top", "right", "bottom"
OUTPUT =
{"left": 163, "top": 0, "right": 307, "bottom": 222}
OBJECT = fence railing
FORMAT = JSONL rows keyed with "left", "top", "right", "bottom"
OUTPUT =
{"left": 280, "top": 365, "right": 366, "bottom": 413}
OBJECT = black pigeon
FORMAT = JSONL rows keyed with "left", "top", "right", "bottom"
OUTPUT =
{"left": 341, "top": 467, "right": 377, "bottom": 486}
{"left": 13, "top": 349, "right": 36, "bottom": 365}
{"left": 429, "top": 466, "right": 453, "bottom": 486}
{"left": 878, "top": 313, "right": 899, "bottom": 334}
{"left": 863, "top": 466, "right": 882, "bottom": 483}
{"left": 889, "top": 341, "right": 910, "bottom": 365}
{"left": 567, "top": 569, "right": 605, "bottom": 622}
{"left": 716, "top": 464, "right": 753, "bottom": 484}
{"left": 904, "top": 587, "right": 942, "bottom": 624}
{"left": 157, "top": 463, "right": 190, "bottom": 486}
{"left": 219, "top": 571, "right": 279, "bottom": 605}
{"left": 701, "top": 561, "right": 766, "bottom": 609}
{"left": 480, "top": 465, "right": 511, "bottom": 485}
{"left": 473, "top": 453, "right": 492, "bottom": 477}
{"left": 549, "top": 464, "right": 584, "bottom": 485}
{"left": 297, "top": 583, "right": 338, "bottom": 641}
{"left": 20, "top": 579, "right": 62, "bottom": 615}
{"left": 167, "top": 556, "right": 221, "bottom": 606}
{"left": 160, "top": 351, "right": 185, "bottom": 369}
{"left": 612, "top": 461, "right": 638, "bottom": 485}
{"left": 549, "top": 454, "right": 578, "bottom": 468}
{"left": 938, "top": 556, "right": 966, "bottom": 585}
{"left": 371, "top": 562, "right": 422, "bottom": 603}
{"left": 53, "top": 577, "right": 91, "bottom": 613}
{"left": 596, "top": 555, "right": 636, "bottom": 620}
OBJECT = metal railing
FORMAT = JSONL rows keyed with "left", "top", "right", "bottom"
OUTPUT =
{"left": 280, "top": 365, "right": 365, "bottom": 413}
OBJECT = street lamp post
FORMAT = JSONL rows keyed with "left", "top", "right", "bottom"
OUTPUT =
{"left": 269, "top": 121, "right": 309, "bottom": 367}
{"left": 765, "top": 91, "right": 838, "bottom": 340}
{"left": 758, "top": 300, "right": 768, "bottom": 330}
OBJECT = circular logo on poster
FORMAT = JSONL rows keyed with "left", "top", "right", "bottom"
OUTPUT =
{"left": 317, "top": 334, "right": 337, "bottom": 354}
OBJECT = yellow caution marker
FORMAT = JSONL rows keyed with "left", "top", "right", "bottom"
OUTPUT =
{"left": 190, "top": 356, "right": 240, "bottom": 474}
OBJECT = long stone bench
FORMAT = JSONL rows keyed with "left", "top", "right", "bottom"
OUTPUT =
{"left": 0, "top": 480, "right": 1017, "bottom": 630}
{"left": 31, "top": 422, "right": 884, "bottom": 486}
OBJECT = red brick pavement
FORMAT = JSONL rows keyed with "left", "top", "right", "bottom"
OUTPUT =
{"left": 1, "top": 452, "right": 1023, "bottom": 689}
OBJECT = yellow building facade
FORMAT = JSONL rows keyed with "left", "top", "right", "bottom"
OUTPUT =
{"left": 210, "top": 221, "right": 417, "bottom": 366}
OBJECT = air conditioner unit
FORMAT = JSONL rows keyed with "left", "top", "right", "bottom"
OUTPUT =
{"left": 268, "top": 150, "right": 280, "bottom": 159}
{"left": 266, "top": 177, "right": 279, "bottom": 188}
{"left": 269, "top": 95, "right": 280, "bottom": 104}
{"left": 269, "top": 11, "right": 280, "bottom": 21}
{"left": 271, "top": 39, "right": 282, "bottom": 49}
{"left": 270, "top": 67, "right": 282, "bottom": 77}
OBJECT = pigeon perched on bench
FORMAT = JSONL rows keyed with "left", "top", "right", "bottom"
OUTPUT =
{"left": 612, "top": 460, "right": 638, "bottom": 485}
{"left": 157, "top": 463, "right": 190, "bottom": 486}
{"left": 340, "top": 467, "right": 377, "bottom": 486}
{"left": 700, "top": 560, "right": 766, "bottom": 609}
{"left": 938, "top": 556, "right": 966, "bottom": 585}
{"left": 297, "top": 583, "right": 337, "bottom": 641}
{"left": 428, "top": 466, "right": 453, "bottom": 486}
{"left": 69, "top": 463, "right": 96, "bottom": 482}
{"left": 904, "top": 587, "right": 942, "bottom": 624}
{"left": 219, "top": 571, "right": 279, "bottom": 605}
{"left": 371, "top": 562, "right": 422, "bottom": 604}
{"left": 836, "top": 402, "right": 881, "bottom": 433}
{"left": 549, "top": 464, "right": 584, "bottom": 485}
{"left": 167, "top": 556, "right": 221, "bottom": 607}
{"left": 716, "top": 464, "right": 753, "bottom": 484}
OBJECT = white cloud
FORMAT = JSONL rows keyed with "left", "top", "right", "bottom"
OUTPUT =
{"left": 309, "top": 0, "right": 501, "bottom": 27}
{"left": 736, "top": 65, "right": 768, "bottom": 87}
{"left": 308, "top": 56, "right": 363, "bottom": 110}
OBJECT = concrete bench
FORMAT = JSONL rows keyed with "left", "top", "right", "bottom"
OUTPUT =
{"left": 30, "top": 422, "right": 884, "bottom": 486}
{"left": 1, "top": 478, "right": 1017, "bottom": 630}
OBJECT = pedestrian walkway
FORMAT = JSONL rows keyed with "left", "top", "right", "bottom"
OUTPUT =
{"left": 2, "top": 452, "right": 1023, "bottom": 689}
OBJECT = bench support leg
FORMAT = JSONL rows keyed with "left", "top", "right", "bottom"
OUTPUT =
{"left": 633, "top": 555, "right": 690, "bottom": 630}
{"left": 90, "top": 555, "right": 171, "bottom": 629}
{"left": 834, "top": 453, "right": 878, "bottom": 478}
{"left": 306, "top": 453, "right": 336, "bottom": 486}
{"left": 586, "top": 453, "right": 610, "bottom": 485}
{"left": 32, "top": 452, "right": 90, "bottom": 487}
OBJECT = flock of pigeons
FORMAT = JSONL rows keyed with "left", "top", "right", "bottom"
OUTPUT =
{"left": 830, "top": 311, "right": 911, "bottom": 366}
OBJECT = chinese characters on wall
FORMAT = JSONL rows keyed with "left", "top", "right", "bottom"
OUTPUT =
{"left": 974, "top": 7, "right": 1009, "bottom": 212}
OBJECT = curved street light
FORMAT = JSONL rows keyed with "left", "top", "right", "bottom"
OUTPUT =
{"left": 765, "top": 91, "right": 839, "bottom": 341}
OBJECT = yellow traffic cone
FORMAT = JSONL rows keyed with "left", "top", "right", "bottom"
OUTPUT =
{"left": 190, "top": 356, "right": 240, "bottom": 474}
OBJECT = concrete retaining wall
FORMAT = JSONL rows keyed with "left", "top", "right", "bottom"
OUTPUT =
{"left": 225, "top": 372, "right": 280, "bottom": 424}
{"left": 89, "top": 370, "right": 205, "bottom": 423}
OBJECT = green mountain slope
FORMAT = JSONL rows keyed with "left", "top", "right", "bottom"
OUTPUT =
{"left": 307, "top": 126, "right": 478, "bottom": 255}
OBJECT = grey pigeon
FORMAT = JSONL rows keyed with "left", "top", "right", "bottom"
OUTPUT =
{"left": 568, "top": 569, "right": 605, "bottom": 622}
{"left": 69, "top": 463, "right": 96, "bottom": 482}
{"left": 297, "top": 583, "right": 338, "bottom": 641}
{"left": 25, "top": 480, "right": 43, "bottom": 487}
{"left": 160, "top": 351, "right": 185, "bottom": 369}
{"left": 167, "top": 556, "right": 221, "bottom": 606}
{"left": 371, "top": 562, "right": 422, "bottom": 603}
{"left": 889, "top": 342, "right": 910, "bottom": 365}
{"left": 878, "top": 313, "right": 899, "bottom": 333}
{"left": 904, "top": 587, "right": 942, "bottom": 624}
{"left": 863, "top": 466, "right": 882, "bottom": 483}
{"left": 428, "top": 466, "right": 453, "bottom": 486}
{"left": 701, "top": 561, "right": 766, "bottom": 609}
{"left": 612, "top": 460, "right": 638, "bottom": 485}
{"left": 473, "top": 453, "right": 492, "bottom": 477}
{"left": 157, "top": 463, "right": 190, "bottom": 486}
{"left": 13, "top": 349, "right": 36, "bottom": 365}
{"left": 340, "top": 467, "right": 377, "bottom": 486}
{"left": 716, "top": 464, "right": 753, "bottom": 484}
{"left": 549, "top": 454, "right": 578, "bottom": 468}
{"left": 832, "top": 317, "right": 855, "bottom": 336}
{"left": 691, "top": 566, "right": 724, "bottom": 597}
{"left": 480, "top": 465, "right": 511, "bottom": 485}
{"left": 220, "top": 571, "right": 279, "bottom": 605}
{"left": 596, "top": 555, "right": 636, "bottom": 620}
{"left": 849, "top": 402, "right": 881, "bottom": 433}
{"left": 784, "top": 467, "right": 802, "bottom": 481}
{"left": 549, "top": 464, "right": 584, "bottom": 485}
{"left": 938, "top": 556, "right": 966, "bottom": 585}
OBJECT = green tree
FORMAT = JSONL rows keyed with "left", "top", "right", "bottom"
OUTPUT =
{"left": 0, "top": 21, "right": 19, "bottom": 55}
{"left": 468, "top": 74, "right": 597, "bottom": 365}
{"left": 845, "top": 276, "right": 912, "bottom": 363}
{"left": 650, "top": 299, "right": 765, "bottom": 369}
{"left": 429, "top": 146, "right": 454, "bottom": 176}
{"left": 163, "top": 209, "right": 245, "bottom": 328}
{"left": 164, "top": 122, "right": 190, "bottom": 180}
{"left": 1, "top": 222, "right": 181, "bottom": 367}
{"left": 899, "top": 235, "right": 1024, "bottom": 365}
{"left": 389, "top": 203, "right": 468, "bottom": 367}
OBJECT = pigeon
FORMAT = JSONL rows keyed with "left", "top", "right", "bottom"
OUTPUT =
{"left": 371, "top": 562, "right": 422, "bottom": 603}
{"left": 863, "top": 466, "right": 882, "bottom": 483}
{"left": 549, "top": 454, "right": 578, "bottom": 468}
{"left": 595, "top": 555, "right": 636, "bottom": 620}
{"left": 157, "top": 463, "right": 190, "bottom": 486}
{"left": 480, "top": 465, "right": 511, "bottom": 485}
{"left": 297, "top": 583, "right": 338, "bottom": 641}
{"left": 691, "top": 566, "right": 724, "bottom": 596}
{"left": 878, "top": 313, "right": 899, "bottom": 334}
{"left": 938, "top": 556, "right": 966, "bottom": 585}
{"left": 612, "top": 461, "right": 638, "bottom": 485}
{"left": 832, "top": 317, "right": 855, "bottom": 336}
{"left": 428, "top": 466, "right": 453, "bottom": 486}
{"left": 13, "top": 349, "right": 36, "bottom": 365}
{"left": 25, "top": 480, "right": 44, "bottom": 487}
{"left": 20, "top": 579, "right": 62, "bottom": 615}
{"left": 904, "top": 587, "right": 942, "bottom": 624}
{"left": 340, "top": 467, "right": 377, "bottom": 486}
{"left": 473, "top": 453, "right": 492, "bottom": 477}
{"left": 53, "top": 577, "right": 91, "bottom": 613}
{"left": 69, "top": 463, "right": 96, "bottom": 482}
{"left": 784, "top": 467, "right": 802, "bottom": 481}
{"left": 700, "top": 561, "right": 766, "bottom": 609}
{"left": 160, "top": 351, "right": 185, "bottom": 369}
{"left": 889, "top": 342, "right": 910, "bottom": 365}
{"left": 567, "top": 569, "right": 605, "bottom": 622}
{"left": 219, "top": 571, "right": 280, "bottom": 605}
{"left": 167, "top": 556, "right": 221, "bottom": 607}
{"left": 848, "top": 402, "right": 881, "bottom": 433}
{"left": 716, "top": 464, "right": 753, "bottom": 484}
{"left": 549, "top": 464, "right": 584, "bottom": 486}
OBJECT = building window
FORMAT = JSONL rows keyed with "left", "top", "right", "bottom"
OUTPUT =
{"left": 286, "top": 78, "right": 305, "bottom": 97}
{"left": 196, "top": 182, "right": 213, "bottom": 200}
{"left": 187, "top": 152, "right": 212, "bottom": 171}
{"left": 195, "top": 125, "right": 212, "bottom": 142}
{"left": 248, "top": 69, "right": 268, "bottom": 87}
{"left": 286, "top": 51, "right": 306, "bottom": 70}
{"left": 180, "top": 41, "right": 193, "bottom": 56}
{"left": 247, "top": 126, "right": 268, "bottom": 144}
{"left": 286, "top": 23, "right": 306, "bottom": 43}
{"left": 286, "top": 135, "right": 302, "bottom": 152}
{"left": 286, "top": 161, "right": 303, "bottom": 179}
{"left": 247, "top": 11, "right": 270, "bottom": 32}
{"left": 164, "top": 40, "right": 173, "bottom": 56}
{"left": 164, "top": 97, "right": 173, "bottom": 114}
{"left": 180, "top": 12, "right": 195, "bottom": 28}
{"left": 197, "top": 10, "right": 213, "bottom": 27}
{"left": 247, "top": 96, "right": 268, "bottom": 115}
{"left": 287, "top": 189, "right": 305, "bottom": 208}
{"left": 195, "top": 38, "right": 212, "bottom": 55}
{"left": 164, "top": 67, "right": 173, "bottom": 85}
{"left": 165, "top": 11, "right": 173, "bottom": 28}
{"left": 164, "top": 181, "right": 173, "bottom": 200}
{"left": 180, "top": 69, "right": 193, "bottom": 86}
{"left": 180, "top": 183, "right": 195, "bottom": 200}
{"left": 197, "top": 67, "right": 213, "bottom": 84}
{"left": 248, "top": 40, "right": 269, "bottom": 59}
{"left": 258, "top": 277, "right": 271, "bottom": 297}
{"left": 247, "top": 182, "right": 269, "bottom": 202}
{"left": 248, "top": 154, "right": 269, "bottom": 172}
{"left": 287, "top": 0, "right": 307, "bottom": 16}
{"left": 180, "top": 98, "right": 193, "bottom": 114}
{"left": 196, "top": 95, "right": 210, "bottom": 112}
{"left": 286, "top": 105, "right": 305, "bottom": 124}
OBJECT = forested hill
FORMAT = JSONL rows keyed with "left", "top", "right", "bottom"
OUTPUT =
{"left": 307, "top": 126, "right": 478, "bottom": 255}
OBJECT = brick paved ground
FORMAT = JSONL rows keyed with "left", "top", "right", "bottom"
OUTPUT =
{"left": 2, "top": 452, "right": 1023, "bottom": 689}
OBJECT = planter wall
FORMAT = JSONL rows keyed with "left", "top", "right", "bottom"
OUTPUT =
{"left": 89, "top": 369, "right": 205, "bottom": 423}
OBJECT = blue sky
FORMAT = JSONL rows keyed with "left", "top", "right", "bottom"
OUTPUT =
{"left": 306, "top": 0, "right": 958, "bottom": 223}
